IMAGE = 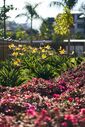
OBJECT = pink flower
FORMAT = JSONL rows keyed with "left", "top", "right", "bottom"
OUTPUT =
{"left": 26, "top": 109, "right": 36, "bottom": 117}
{"left": 45, "top": 116, "right": 51, "bottom": 122}
{"left": 79, "top": 117, "right": 85, "bottom": 123}
{"left": 61, "top": 122, "right": 67, "bottom": 127}
{"left": 80, "top": 108, "right": 85, "bottom": 116}
{"left": 64, "top": 114, "right": 78, "bottom": 125}
{"left": 45, "top": 101, "right": 51, "bottom": 107}
{"left": 75, "top": 97, "right": 80, "bottom": 103}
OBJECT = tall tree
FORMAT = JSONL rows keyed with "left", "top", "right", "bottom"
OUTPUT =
{"left": 0, "top": 0, "right": 15, "bottom": 38}
{"left": 16, "top": 2, "right": 41, "bottom": 43}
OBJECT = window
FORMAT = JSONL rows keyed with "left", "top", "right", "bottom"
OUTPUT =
{"left": 77, "top": 23, "right": 84, "bottom": 28}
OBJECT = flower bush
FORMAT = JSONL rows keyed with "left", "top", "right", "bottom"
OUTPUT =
{"left": 0, "top": 62, "right": 85, "bottom": 126}
{"left": 8, "top": 44, "right": 85, "bottom": 81}
{"left": 0, "top": 44, "right": 84, "bottom": 87}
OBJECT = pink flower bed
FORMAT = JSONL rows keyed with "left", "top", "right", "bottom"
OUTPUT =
{"left": 0, "top": 63, "right": 85, "bottom": 127}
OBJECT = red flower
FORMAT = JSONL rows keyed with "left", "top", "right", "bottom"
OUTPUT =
{"left": 41, "top": 109, "right": 48, "bottom": 116}
{"left": 53, "top": 94, "right": 60, "bottom": 99}
{"left": 68, "top": 97, "right": 73, "bottom": 102}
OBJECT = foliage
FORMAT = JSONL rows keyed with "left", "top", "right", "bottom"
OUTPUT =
{"left": 40, "top": 18, "right": 54, "bottom": 40}
{"left": 0, "top": 4, "right": 16, "bottom": 38}
{"left": 8, "top": 44, "right": 85, "bottom": 82}
{"left": 0, "top": 5, "right": 14, "bottom": 21}
{"left": 0, "top": 62, "right": 85, "bottom": 126}
{"left": 0, "top": 60, "right": 23, "bottom": 87}
{"left": 26, "top": 28, "right": 39, "bottom": 40}
{"left": 54, "top": 7, "right": 73, "bottom": 36}
{"left": 15, "top": 30, "right": 29, "bottom": 40}
{"left": 50, "top": 0, "right": 78, "bottom": 10}
{"left": 6, "top": 31, "right": 13, "bottom": 38}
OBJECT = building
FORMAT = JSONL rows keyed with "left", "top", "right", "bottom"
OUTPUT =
{"left": 71, "top": 11, "right": 85, "bottom": 34}
{"left": 64, "top": 39, "right": 85, "bottom": 56}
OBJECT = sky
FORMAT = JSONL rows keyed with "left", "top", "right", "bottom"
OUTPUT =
{"left": 0, "top": 0, "right": 85, "bottom": 29}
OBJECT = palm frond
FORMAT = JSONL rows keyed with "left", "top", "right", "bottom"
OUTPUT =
{"left": 50, "top": 0, "right": 78, "bottom": 10}
{"left": 16, "top": 13, "right": 27, "bottom": 18}
{"left": 33, "top": 2, "right": 41, "bottom": 9}
{"left": 65, "top": 0, "right": 78, "bottom": 9}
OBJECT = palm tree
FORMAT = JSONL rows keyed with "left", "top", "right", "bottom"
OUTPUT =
{"left": 16, "top": 2, "right": 41, "bottom": 44}
{"left": 50, "top": 0, "right": 78, "bottom": 55}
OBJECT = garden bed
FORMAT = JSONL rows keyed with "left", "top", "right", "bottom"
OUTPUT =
{"left": 0, "top": 62, "right": 85, "bottom": 127}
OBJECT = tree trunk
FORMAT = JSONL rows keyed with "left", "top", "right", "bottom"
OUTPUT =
{"left": 30, "top": 17, "right": 33, "bottom": 44}
{"left": 68, "top": 34, "right": 70, "bottom": 56}
{"left": 3, "top": 0, "right": 6, "bottom": 39}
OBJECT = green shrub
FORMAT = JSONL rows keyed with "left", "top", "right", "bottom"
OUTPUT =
{"left": 0, "top": 61, "right": 23, "bottom": 87}
{"left": 6, "top": 44, "right": 85, "bottom": 85}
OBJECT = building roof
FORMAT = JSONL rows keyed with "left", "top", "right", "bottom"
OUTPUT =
{"left": 71, "top": 11, "right": 82, "bottom": 14}
{"left": 64, "top": 39, "right": 85, "bottom": 42}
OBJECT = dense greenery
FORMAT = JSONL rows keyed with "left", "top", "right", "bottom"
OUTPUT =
{"left": 54, "top": 7, "right": 73, "bottom": 36}
{"left": 0, "top": 44, "right": 84, "bottom": 87}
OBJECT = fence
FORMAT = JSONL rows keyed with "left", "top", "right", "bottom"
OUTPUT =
{"left": 0, "top": 39, "right": 85, "bottom": 60}
{"left": 0, "top": 39, "right": 52, "bottom": 60}
{"left": 63, "top": 39, "right": 85, "bottom": 56}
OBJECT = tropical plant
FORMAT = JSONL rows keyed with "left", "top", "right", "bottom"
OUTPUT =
{"left": 0, "top": 60, "right": 22, "bottom": 87}
{"left": 16, "top": 2, "right": 41, "bottom": 43}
